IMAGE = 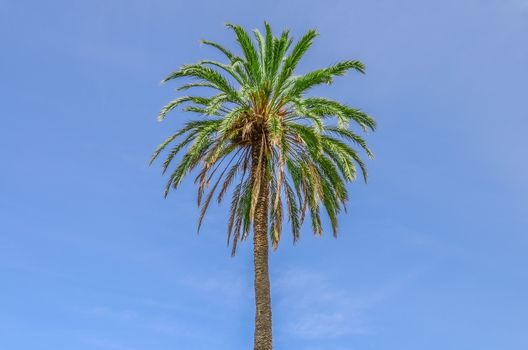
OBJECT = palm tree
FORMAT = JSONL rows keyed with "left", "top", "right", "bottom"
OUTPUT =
{"left": 150, "top": 22, "right": 375, "bottom": 350}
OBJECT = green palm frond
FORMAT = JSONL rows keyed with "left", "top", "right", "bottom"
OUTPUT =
{"left": 151, "top": 22, "right": 375, "bottom": 254}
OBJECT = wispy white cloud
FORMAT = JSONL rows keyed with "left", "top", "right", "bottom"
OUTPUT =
{"left": 148, "top": 321, "right": 195, "bottom": 337}
{"left": 85, "top": 305, "right": 195, "bottom": 338}
{"left": 274, "top": 267, "right": 411, "bottom": 340}
{"left": 274, "top": 269, "right": 368, "bottom": 339}
{"left": 288, "top": 310, "right": 366, "bottom": 339}
{"left": 79, "top": 270, "right": 250, "bottom": 347}
{"left": 179, "top": 270, "right": 251, "bottom": 303}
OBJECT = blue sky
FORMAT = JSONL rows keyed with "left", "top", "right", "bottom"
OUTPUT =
{"left": 1, "top": 0, "right": 527, "bottom": 349}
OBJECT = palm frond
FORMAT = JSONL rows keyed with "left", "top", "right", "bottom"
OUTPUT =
{"left": 152, "top": 23, "right": 375, "bottom": 253}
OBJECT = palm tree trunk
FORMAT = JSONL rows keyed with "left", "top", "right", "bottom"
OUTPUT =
{"left": 252, "top": 145, "right": 273, "bottom": 350}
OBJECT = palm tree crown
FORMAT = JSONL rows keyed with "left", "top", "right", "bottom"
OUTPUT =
{"left": 151, "top": 22, "right": 376, "bottom": 255}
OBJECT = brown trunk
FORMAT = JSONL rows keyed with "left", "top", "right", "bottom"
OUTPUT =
{"left": 252, "top": 145, "right": 273, "bottom": 350}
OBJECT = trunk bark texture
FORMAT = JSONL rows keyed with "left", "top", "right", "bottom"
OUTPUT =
{"left": 252, "top": 145, "right": 273, "bottom": 350}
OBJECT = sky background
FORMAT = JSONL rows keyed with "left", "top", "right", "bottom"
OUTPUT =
{"left": 1, "top": 0, "right": 528, "bottom": 349}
